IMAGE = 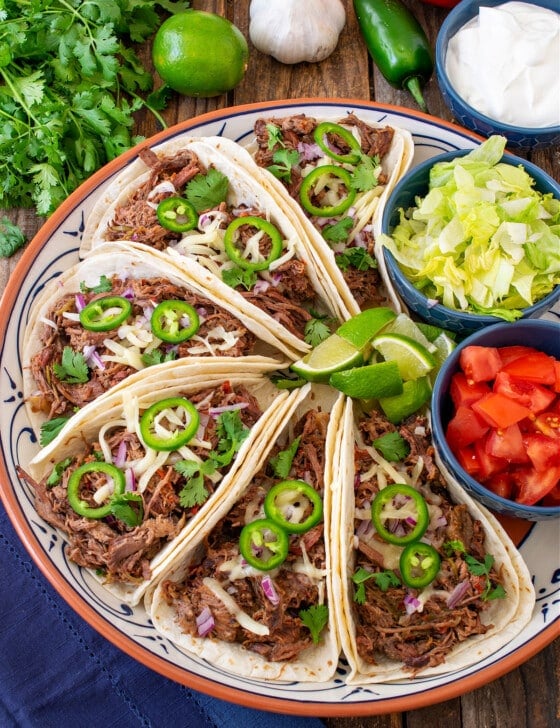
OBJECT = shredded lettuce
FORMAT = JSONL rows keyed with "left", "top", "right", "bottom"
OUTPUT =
{"left": 380, "top": 136, "right": 560, "bottom": 320}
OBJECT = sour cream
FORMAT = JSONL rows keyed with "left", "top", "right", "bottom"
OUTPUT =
{"left": 445, "top": 2, "right": 560, "bottom": 128}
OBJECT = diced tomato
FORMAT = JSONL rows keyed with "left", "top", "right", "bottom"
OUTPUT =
{"left": 472, "top": 392, "right": 533, "bottom": 429}
{"left": 446, "top": 406, "right": 490, "bottom": 450}
{"left": 450, "top": 372, "right": 491, "bottom": 409}
{"left": 534, "top": 411, "right": 560, "bottom": 439}
{"left": 511, "top": 465, "right": 560, "bottom": 505}
{"left": 460, "top": 345, "right": 502, "bottom": 383}
{"left": 501, "top": 351, "right": 556, "bottom": 385}
{"left": 486, "top": 423, "right": 529, "bottom": 463}
{"left": 542, "top": 483, "right": 560, "bottom": 507}
{"left": 474, "top": 436, "right": 508, "bottom": 479}
{"left": 456, "top": 445, "right": 481, "bottom": 475}
{"left": 554, "top": 361, "right": 560, "bottom": 394}
{"left": 524, "top": 433, "right": 560, "bottom": 471}
{"left": 493, "top": 371, "right": 556, "bottom": 414}
{"left": 485, "top": 472, "right": 515, "bottom": 500}
{"left": 497, "top": 345, "right": 537, "bottom": 366}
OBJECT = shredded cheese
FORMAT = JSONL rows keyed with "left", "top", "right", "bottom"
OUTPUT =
{"left": 202, "top": 577, "right": 270, "bottom": 636}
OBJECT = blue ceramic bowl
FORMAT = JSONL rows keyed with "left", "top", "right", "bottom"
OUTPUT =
{"left": 435, "top": 0, "right": 560, "bottom": 151}
{"left": 431, "top": 320, "right": 560, "bottom": 521}
{"left": 381, "top": 149, "right": 560, "bottom": 336}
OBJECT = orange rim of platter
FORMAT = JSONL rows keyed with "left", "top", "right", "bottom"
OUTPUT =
{"left": 1, "top": 98, "right": 559, "bottom": 717}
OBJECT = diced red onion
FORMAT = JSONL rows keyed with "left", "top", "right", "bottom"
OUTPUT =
{"left": 253, "top": 279, "right": 270, "bottom": 294}
{"left": 196, "top": 606, "right": 215, "bottom": 637}
{"left": 447, "top": 580, "right": 470, "bottom": 609}
{"left": 404, "top": 592, "right": 422, "bottom": 615}
{"left": 196, "top": 306, "right": 208, "bottom": 319}
{"left": 405, "top": 516, "right": 417, "bottom": 527}
{"left": 436, "top": 516, "right": 448, "bottom": 528}
{"left": 125, "top": 468, "right": 136, "bottom": 492}
{"left": 427, "top": 299, "right": 439, "bottom": 308}
{"left": 82, "top": 345, "right": 105, "bottom": 370}
{"left": 75, "top": 293, "right": 86, "bottom": 311}
{"left": 261, "top": 575, "right": 280, "bottom": 605}
{"left": 297, "top": 141, "right": 322, "bottom": 161}
{"left": 121, "top": 287, "right": 135, "bottom": 300}
{"left": 356, "top": 518, "right": 373, "bottom": 539}
{"left": 114, "top": 439, "right": 127, "bottom": 468}
{"left": 208, "top": 402, "right": 249, "bottom": 417}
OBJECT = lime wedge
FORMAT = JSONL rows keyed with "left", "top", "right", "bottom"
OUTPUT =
{"left": 291, "top": 334, "right": 363, "bottom": 383}
{"left": 329, "top": 360, "right": 404, "bottom": 399}
{"left": 383, "top": 313, "right": 437, "bottom": 353}
{"left": 372, "top": 332, "right": 436, "bottom": 380}
{"left": 432, "top": 332, "right": 457, "bottom": 369}
{"left": 336, "top": 307, "right": 397, "bottom": 350}
{"left": 416, "top": 322, "right": 445, "bottom": 343}
{"left": 379, "top": 377, "right": 432, "bottom": 423}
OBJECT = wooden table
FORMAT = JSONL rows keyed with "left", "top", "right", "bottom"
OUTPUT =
{"left": 1, "top": 1, "right": 558, "bottom": 725}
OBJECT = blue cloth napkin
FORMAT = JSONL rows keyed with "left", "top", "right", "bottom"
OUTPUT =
{"left": 0, "top": 502, "right": 326, "bottom": 728}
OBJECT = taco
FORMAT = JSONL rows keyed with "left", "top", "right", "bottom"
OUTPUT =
{"left": 241, "top": 112, "right": 414, "bottom": 314}
{"left": 331, "top": 398, "right": 535, "bottom": 682}
{"left": 147, "top": 383, "right": 345, "bottom": 682}
{"left": 81, "top": 135, "right": 349, "bottom": 353}
{"left": 22, "top": 243, "right": 288, "bottom": 439}
{"left": 17, "top": 364, "right": 294, "bottom": 606}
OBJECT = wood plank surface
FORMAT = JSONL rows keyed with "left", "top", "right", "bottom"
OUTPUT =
{"left": 1, "top": 0, "right": 558, "bottom": 725}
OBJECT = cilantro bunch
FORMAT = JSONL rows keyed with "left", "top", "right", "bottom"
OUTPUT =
{"left": 0, "top": 0, "right": 189, "bottom": 254}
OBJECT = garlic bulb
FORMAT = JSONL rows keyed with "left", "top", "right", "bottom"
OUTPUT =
{"left": 249, "top": 0, "right": 346, "bottom": 65}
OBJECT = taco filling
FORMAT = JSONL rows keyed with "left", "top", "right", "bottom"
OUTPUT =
{"left": 252, "top": 113, "right": 396, "bottom": 307}
{"left": 159, "top": 408, "right": 331, "bottom": 662}
{"left": 28, "top": 274, "right": 256, "bottom": 421}
{"left": 18, "top": 383, "right": 263, "bottom": 585}
{"left": 103, "top": 147, "right": 327, "bottom": 341}
{"left": 349, "top": 410, "right": 506, "bottom": 672}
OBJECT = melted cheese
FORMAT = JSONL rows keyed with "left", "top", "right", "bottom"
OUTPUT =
{"left": 202, "top": 577, "right": 270, "bottom": 636}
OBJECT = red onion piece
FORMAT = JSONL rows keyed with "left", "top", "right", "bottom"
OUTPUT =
{"left": 124, "top": 468, "right": 136, "bottom": 492}
{"left": 447, "top": 580, "right": 470, "bottom": 609}
{"left": 75, "top": 293, "right": 86, "bottom": 311}
{"left": 208, "top": 402, "right": 248, "bottom": 417}
{"left": 196, "top": 606, "right": 215, "bottom": 637}
{"left": 114, "top": 439, "right": 127, "bottom": 468}
{"left": 261, "top": 575, "right": 280, "bottom": 605}
{"left": 404, "top": 592, "right": 422, "bottom": 614}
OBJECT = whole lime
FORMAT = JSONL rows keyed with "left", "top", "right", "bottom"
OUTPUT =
{"left": 152, "top": 10, "right": 249, "bottom": 98}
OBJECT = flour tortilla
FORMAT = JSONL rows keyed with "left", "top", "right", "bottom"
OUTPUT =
{"left": 26, "top": 365, "right": 294, "bottom": 606}
{"left": 147, "top": 383, "right": 345, "bottom": 682}
{"left": 331, "top": 397, "right": 535, "bottom": 683}
{"left": 22, "top": 243, "right": 290, "bottom": 437}
{"left": 81, "top": 135, "right": 350, "bottom": 352}
{"left": 240, "top": 115, "right": 415, "bottom": 315}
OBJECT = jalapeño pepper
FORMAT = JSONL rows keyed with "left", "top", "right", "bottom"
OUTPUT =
{"left": 156, "top": 197, "right": 198, "bottom": 232}
{"left": 264, "top": 479, "right": 323, "bottom": 534}
{"left": 239, "top": 518, "right": 289, "bottom": 571}
{"left": 79, "top": 296, "right": 132, "bottom": 332}
{"left": 353, "top": 0, "right": 433, "bottom": 113}
{"left": 399, "top": 542, "right": 441, "bottom": 589}
{"left": 150, "top": 300, "right": 200, "bottom": 344}
{"left": 313, "top": 122, "right": 362, "bottom": 164}
{"left": 67, "top": 461, "right": 126, "bottom": 519}
{"left": 223, "top": 216, "right": 283, "bottom": 271}
{"left": 139, "top": 397, "right": 199, "bottom": 451}
{"left": 299, "top": 165, "right": 357, "bottom": 217}
{"left": 371, "top": 483, "right": 429, "bottom": 545}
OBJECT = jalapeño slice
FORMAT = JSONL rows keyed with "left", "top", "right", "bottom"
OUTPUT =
{"left": 264, "top": 479, "right": 323, "bottom": 534}
{"left": 299, "top": 165, "right": 356, "bottom": 217}
{"left": 150, "top": 300, "right": 200, "bottom": 344}
{"left": 67, "top": 461, "right": 126, "bottom": 519}
{"left": 139, "top": 397, "right": 199, "bottom": 452}
{"left": 239, "top": 518, "right": 289, "bottom": 571}
{"left": 223, "top": 216, "right": 283, "bottom": 271}
{"left": 399, "top": 542, "right": 441, "bottom": 589}
{"left": 156, "top": 197, "right": 198, "bottom": 232}
{"left": 313, "top": 121, "right": 362, "bottom": 164}
{"left": 371, "top": 483, "right": 429, "bottom": 545}
{"left": 79, "top": 296, "right": 132, "bottom": 332}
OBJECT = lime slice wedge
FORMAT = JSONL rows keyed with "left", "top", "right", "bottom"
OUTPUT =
{"left": 329, "top": 360, "right": 404, "bottom": 399}
{"left": 416, "top": 322, "right": 445, "bottom": 343}
{"left": 383, "top": 313, "right": 437, "bottom": 353}
{"left": 291, "top": 334, "right": 363, "bottom": 383}
{"left": 372, "top": 332, "right": 436, "bottom": 380}
{"left": 432, "top": 332, "right": 457, "bottom": 369}
{"left": 336, "top": 307, "right": 397, "bottom": 350}
{"left": 379, "top": 377, "right": 432, "bottom": 423}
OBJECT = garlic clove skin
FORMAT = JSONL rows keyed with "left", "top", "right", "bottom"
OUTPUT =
{"left": 249, "top": 0, "right": 346, "bottom": 65}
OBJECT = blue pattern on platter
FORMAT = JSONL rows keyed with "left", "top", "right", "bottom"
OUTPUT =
{"left": 1, "top": 101, "right": 558, "bottom": 708}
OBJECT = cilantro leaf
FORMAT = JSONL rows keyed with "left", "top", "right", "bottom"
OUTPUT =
{"left": 141, "top": 349, "right": 177, "bottom": 367}
{"left": 52, "top": 347, "right": 89, "bottom": 383}
{"left": 267, "top": 148, "right": 300, "bottom": 182}
{"left": 0, "top": 217, "right": 26, "bottom": 258}
{"left": 322, "top": 217, "right": 353, "bottom": 244}
{"left": 212, "top": 409, "right": 250, "bottom": 465}
{"left": 465, "top": 553, "right": 507, "bottom": 600}
{"left": 351, "top": 154, "right": 381, "bottom": 192}
{"left": 336, "top": 247, "right": 377, "bottom": 272}
{"left": 222, "top": 266, "right": 258, "bottom": 291}
{"left": 39, "top": 416, "right": 71, "bottom": 447}
{"left": 80, "top": 275, "right": 112, "bottom": 293}
{"left": 110, "top": 492, "right": 143, "bottom": 527}
{"left": 373, "top": 432, "right": 410, "bottom": 462}
{"left": 269, "top": 436, "right": 301, "bottom": 479}
{"left": 443, "top": 539, "right": 466, "bottom": 556}
{"left": 352, "top": 567, "right": 401, "bottom": 602}
{"left": 185, "top": 168, "right": 229, "bottom": 212}
{"left": 304, "top": 316, "right": 333, "bottom": 347}
{"left": 299, "top": 604, "right": 329, "bottom": 644}
{"left": 46, "top": 457, "right": 73, "bottom": 487}
{"left": 265, "top": 123, "right": 285, "bottom": 150}
{"left": 174, "top": 459, "right": 212, "bottom": 508}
